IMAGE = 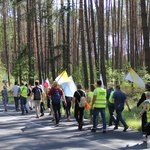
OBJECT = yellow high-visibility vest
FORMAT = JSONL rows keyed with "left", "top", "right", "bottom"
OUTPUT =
{"left": 20, "top": 86, "right": 28, "bottom": 98}
{"left": 109, "top": 91, "right": 114, "bottom": 104}
{"left": 94, "top": 87, "right": 106, "bottom": 108}
{"left": 147, "top": 101, "right": 150, "bottom": 122}
{"left": 88, "top": 91, "right": 94, "bottom": 106}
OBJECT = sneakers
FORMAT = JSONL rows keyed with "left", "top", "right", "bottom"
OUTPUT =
{"left": 114, "top": 126, "right": 118, "bottom": 130}
{"left": 51, "top": 118, "right": 55, "bottom": 122}
{"left": 143, "top": 134, "right": 147, "bottom": 142}
{"left": 66, "top": 116, "right": 70, "bottom": 122}
{"left": 123, "top": 126, "right": 128, "bottom": 132}
{"left": 29, "top": 107, "right": 33, "bottom": 110}
{"left": 102, "top": 130, "right": 106, "bottom": 134}
{"left": 91, "top": 128, "right": 96, "bottom": 132}
{"left": 26, "top": 110, "right": 28, "bottom": 114}
{"left": 78, "top": 123, "right": 83, "bottom": 130}
{"left": 66, "top": 118, "right": 70, "bottom": 122}
{"left": 55, "top": 124, "right": 59, "bottom": 127}
{"left": 40, "top": 113, "right": 44, "bottom": 117}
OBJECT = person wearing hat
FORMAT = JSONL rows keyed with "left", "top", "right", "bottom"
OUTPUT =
{"left": 137, "top": 82, "right": 150, "bottom": 134}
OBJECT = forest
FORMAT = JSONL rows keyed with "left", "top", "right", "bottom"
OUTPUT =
{"left": 0, "top": 0, "right": 150, "bottom": 88}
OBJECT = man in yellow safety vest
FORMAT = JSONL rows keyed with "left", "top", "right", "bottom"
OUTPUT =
{"left": 18, "top": 82, "right": 28, "bottom": 115}
{"left": 91, "top": 80, "right": 107, "bottom": 134}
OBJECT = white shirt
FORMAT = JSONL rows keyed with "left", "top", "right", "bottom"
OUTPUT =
{"left": 12, "top": 85, "right": 20, "bottom": 97}
{"left": 144, "top": 99, "right": 150, "bottom": 104}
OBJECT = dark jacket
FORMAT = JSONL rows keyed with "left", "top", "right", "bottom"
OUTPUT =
{"left": 137, "top": 90, "right": 150, "bottom": 107}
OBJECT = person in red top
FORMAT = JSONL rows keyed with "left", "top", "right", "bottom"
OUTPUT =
{"left": 48, "top": 81, "right": 66, "bottom": 126}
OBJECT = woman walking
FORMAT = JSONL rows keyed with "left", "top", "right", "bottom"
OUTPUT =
{"left": 1, "top": 86, "right": 8, "bottom": 112}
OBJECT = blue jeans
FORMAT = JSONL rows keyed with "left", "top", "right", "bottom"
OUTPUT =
{"left": 20, "top": 96, "right": 27, "bottom": 114}
{"left": 93, "top": 108, "right": 106, "bottom": 130}
{"left": 115, "top": 108, "right": 127, "bottom": 128}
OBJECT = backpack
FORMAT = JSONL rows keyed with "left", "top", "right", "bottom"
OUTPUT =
{"left": 77, "top": 90, "right": 86, "bottom": 108}
{"left": 52, "top": 89, "right": 61, "bottom": 104}
{"left": 34, "top": 87, "right": 42, "bottom": 100}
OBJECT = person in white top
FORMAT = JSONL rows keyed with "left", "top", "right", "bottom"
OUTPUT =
{"left": 11, "top": 81, "right": 20, "bottom": 111}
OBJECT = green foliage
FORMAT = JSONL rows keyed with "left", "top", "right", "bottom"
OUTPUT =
{"left": 105, "top": 60, "right": 128, "bottom": 85}
{"left": 72, "top": 62, "right": 84, "bottom": 86}
{"left": 106, "top": 68, "right": 125, "bottom": 85}
{"left": 11, "top": 0, "right": 26, "bottom": 6}
{"left": 105, "top": 62, "right": 150, "bottom": 87}
{"left": 0, "top": 64, "right": 7, "bottom": 90}
{"left": 12, "top": 44, "right": 36, "bottom": 82}
{"left": 138, "top": 66, "right": 150, "bottom": 83}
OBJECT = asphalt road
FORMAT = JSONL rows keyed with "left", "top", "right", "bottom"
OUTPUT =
{"left": 0, "top": 101, "right": 149, "bottom": 150}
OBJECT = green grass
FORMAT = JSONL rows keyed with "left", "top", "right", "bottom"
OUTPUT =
{"left": 83, "top": 103, "right": 142, "bottom": 131}
{"left": 123, "top": 105, "right": 141, "bottom": 131}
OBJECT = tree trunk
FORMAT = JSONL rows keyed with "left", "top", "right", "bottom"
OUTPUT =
{"left": 38, "top": 2, "right": 44, "bottom": 80}
{"left": 34, "top": 0, "right": 42, "bottom": 83}
{"left": 105, "top": 0, "right": 110, "bottom": 62}
{"left": 61, "top": 0, "right": 67, "bottom": 71}
{"left": 84, "top": 0, "right": 94, "bottom": 85}
{"left": 13, "top": 6, "right": 18, "bottom": 81}
{"left": 141, "top": 0, "right": 150, "bottom": 72}
{"left": 126, "top": 0, "right": 130, "bottom": 63}
{"left": 66, "top": 0, "right": 71, "bottom": 74}
{"left": 95, "top": 0, "right": 106, "bottom": 86}
{"left": 79, "top": 0, "right": 88, "bottom": 88}
{"left": 2, "top": 0, "right": 10, "bottom": 85}
{"left": 47, "top": 0, "right": 55, "bottom": 80}
{"left": 27, "top": 0, "right": 34, "bottom": 85}
{"left": 129, "top": 0, "right": 135, "bottom": 68}
{"left": 90, "top": 0, "right": 99, "bottom": 78}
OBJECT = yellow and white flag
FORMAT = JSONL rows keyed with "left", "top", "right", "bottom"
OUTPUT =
{"left": 61, "top": 76, "right": 77, "bottom": 97}
{"left": 55, "top": 70, "right": 70, "bottom": 84}
{"left": 125, "top": 68, "right": 145, "bottom": 88}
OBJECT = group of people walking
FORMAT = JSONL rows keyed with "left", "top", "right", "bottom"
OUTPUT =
{"left": 1, "top": 79, "right": 150, "bottom": 141}
{"left": 87, "top": 80, "right": 130, "bottom": 133}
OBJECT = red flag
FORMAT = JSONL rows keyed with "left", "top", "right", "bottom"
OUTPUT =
{"left": 44, "top": 78, "right": 50, "bottom": 88}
